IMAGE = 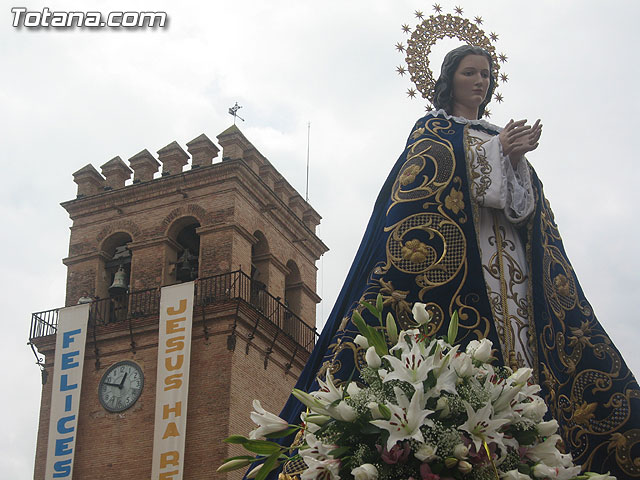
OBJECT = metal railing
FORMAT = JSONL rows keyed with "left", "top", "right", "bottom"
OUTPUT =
{"left": 29, "top": 270, "right": 317, "bottom": 351}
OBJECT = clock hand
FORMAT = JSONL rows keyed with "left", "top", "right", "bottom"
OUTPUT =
{"left": 104, "top": 381, "right": 120, "bottom": 387}
{"left": 119, "top": 372, "right": 128, "bottom": 389}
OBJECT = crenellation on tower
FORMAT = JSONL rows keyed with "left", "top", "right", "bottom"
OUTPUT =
{"left": 186, "top": 133, "right": 219, "bottom": 168}
{"left": 128, "top": 148, "right": 161, "bottom": 183}
{"left": 100, "top": 156, "right": 132, "bottom": 190}
{"left": 72, "top": 163, "right": 104, "bottom": 197}
{"left": 157, "top": 140, "right": 189, "bottom": 176}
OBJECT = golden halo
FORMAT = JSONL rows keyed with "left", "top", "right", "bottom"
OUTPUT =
{"left": 396, "top": 7, "right": 508, "bottom": 118}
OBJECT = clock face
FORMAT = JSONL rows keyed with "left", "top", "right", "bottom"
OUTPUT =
{"left": 98, "top": 360, "right": 144, "bottom": 413}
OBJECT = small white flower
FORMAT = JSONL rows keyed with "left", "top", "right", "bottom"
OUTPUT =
{"left": 412, "top": 302, "right": 432, "bottom": 325}
{"left": 414, "top": 443, "right": 438, "bottom": 462}
{"left": 366, "top": 346, "right": 382, "bottom": 368}
{"left": 249, "top": 400, "right": 289, "bottom": 439}
{"left": 351, "top": 463, "right": 378, "bottom": 480}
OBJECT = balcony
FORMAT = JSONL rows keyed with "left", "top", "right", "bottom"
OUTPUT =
{"left": 29, "top": 270, "right": 318, "bottom": 365}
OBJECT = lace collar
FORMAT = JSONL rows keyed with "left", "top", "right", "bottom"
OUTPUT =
{"left": 427, "top": 109, "right": 502, "bottom": 132}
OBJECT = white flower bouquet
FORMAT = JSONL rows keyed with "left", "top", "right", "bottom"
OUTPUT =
{"left": 219, "top": 297, "right": 615, "bottom": 480}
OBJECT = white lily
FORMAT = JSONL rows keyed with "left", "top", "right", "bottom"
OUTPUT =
{"left": 526, "top": 434, "right": 574, "bottom": 468}
{"left": 301, "top": 457, "right": 341, "bottom": 480}
{"left": 501, "top": 469, "right": 533, "bottom": 479}
{"left": 326, "top": 400, "right": 357, "bottom": 422}
{"left": 314, "top": 372, "right": 343, "bottom": 403}
{"left": 458, "top": 401, "right": 509, "bottom": 453}
{"left": 537, "top": 419, "right": 559, "bottom": 437}
{"left": 584, "top": 472, "right": 616, "bottom": 480}
{"left": 354, "top": 334, "right": 369, "bottom": 349}
{"left": 301, "top": 433, "right": 335, "bottom": 460}
{"left": 370, "top": 386, "right": 434, "bottom": 450}
{"left": 383, "top": 341, "right": 436, "bottom": 389}
{"left": 366, "top": 346, "right": 382, "bottom": 368}
{"left": 249, "top": 399, "right": 290, "bottom": 439}
{"left": 532, "top": 462, "right": 581, "bottom": 480}
{"left": 390, "top": 329, "right": 421, "bottom": 355}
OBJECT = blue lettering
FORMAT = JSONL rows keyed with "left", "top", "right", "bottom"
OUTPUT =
{"left": 61, "top": 350, "right": 80, "bottom": 370}
{"left": 60, "top": 374, "right": 77, "bottom": 391}
{"left": 62, "top": 329, "right": 82, "bottom": 349}
{"left": 55, "top": 436, "right": 73, "bottom": 456}
{"left": 57, "top": 415, "right": 75, "bottom": 434}
{"left": 53, "top": 458, "right": 72, "bottom": 477}
{"left": 64, "top": 394, "right": 72, "bottom": 412}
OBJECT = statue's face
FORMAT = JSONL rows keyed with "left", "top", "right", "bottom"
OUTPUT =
{"left": 452, "top": 54, "right": 490, "bottom": 117}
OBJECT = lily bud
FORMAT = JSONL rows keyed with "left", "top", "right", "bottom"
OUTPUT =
{"left": 366, "top": 346, "right": 382, "bottom": 368}
{"left": 537, "top": 419, "right": 559, "bottom": 437}
{"left": 453, "top": 444, "right": 469, "bottom": 459}
{"left": 444, "top": 457, "right": 458, "bottom": 469}
{"left": 354, "top": 334, "right": 369, "bottom": 349}
{"left": 412, "top": 302, "right": 431, "bottom": 325}
{"left": 458, "top": 460, "right": 472, "bottom": 474}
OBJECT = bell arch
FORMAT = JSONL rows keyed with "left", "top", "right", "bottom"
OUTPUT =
{"left": 166, "top": 216, "right": 201, "bottom": 284}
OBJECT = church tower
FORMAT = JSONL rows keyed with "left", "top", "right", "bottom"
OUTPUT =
{"left": 29, "top": 124, "right": 327, "bottom": 479}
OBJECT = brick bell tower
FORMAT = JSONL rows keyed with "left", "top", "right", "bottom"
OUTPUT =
{"left": 29, "top": 124, "right": 327, "bottom": 479}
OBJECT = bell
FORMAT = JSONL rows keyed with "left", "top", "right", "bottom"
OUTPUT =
{"left": 109, "top": 266, "right": 128, "bottom": 295}
{"left": 178, "top": 258, "right": 193, "bottom": 281}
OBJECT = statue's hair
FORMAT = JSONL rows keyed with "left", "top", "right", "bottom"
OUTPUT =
{"left": 433, "top": 45, "right": 496, "bottom": 119}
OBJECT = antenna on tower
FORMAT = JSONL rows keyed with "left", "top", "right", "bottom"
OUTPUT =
{"left": 305, "top": 122, "right": 310, "bottom": 202}
{"left": 228, "top": 102, "right": 245, "bottom": 124}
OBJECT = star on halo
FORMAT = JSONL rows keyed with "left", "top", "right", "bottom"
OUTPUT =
{"left": 401, "top": 24, "right": 411, "bottom": 34}
{"left": 433, "top": 3, "right": 442, "bottom": 13}
{"left": 494, "top": 92, "right": 504, "bottom": 103}
{"left": 395, "top": 42, "right": 405, "bottom": 52}
{"left": 483, "top": 108, "right": 491, "bottom": 118}
{"left": 414, "top": 10, "right": 424, "bottom": 19}
{"left": 454, "top": 6, "right": 464, "bottom": 15}
{"left": 396, "top": 65, "right": 407, "bottom": 76}
{"left": 474, "top": 16, "right": 483, "bottom": 25}
{"left": 500, "top": 73, "right": 509, "bottom": 83}
{"left": 490, "top": 32, "right": 499, "bottom": 41}
{"left": 407, "top": 88, "right": 417, "bottom": 98}
{"left": 498, "top": 53, "right": 508, "bottom": 63}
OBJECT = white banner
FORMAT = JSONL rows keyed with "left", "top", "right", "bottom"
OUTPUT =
{"left": 151, "top": 281, "right": 194, "bottom": 480}
{"left": 44, "top": 303, "right": 90, "bottom": 479}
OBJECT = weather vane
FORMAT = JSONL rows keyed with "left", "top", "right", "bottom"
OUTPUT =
{"left": 395, "top": 4, "right": 509, "bottom": 118}
{"left": 228, "top": 102, "right": 245, "bottom": 124}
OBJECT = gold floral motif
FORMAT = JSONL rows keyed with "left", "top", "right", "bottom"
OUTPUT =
{"left": 554, "top": 273, "right": 571, "bottom": 297}
{"left": 444, "top": 188, "right": 464, "bottom": 214}
{"left": 399, "top": 164, "right": 422, "bottom": 186}
{"left": 571, "top": 401, "right": 597, "bottom": 426}
{"left": 401, "top": 238, "right": 429, "bottom": 263}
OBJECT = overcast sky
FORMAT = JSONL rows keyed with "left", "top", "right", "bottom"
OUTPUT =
{"left": 2, "top": 1, "right": 639, "bottom": 477}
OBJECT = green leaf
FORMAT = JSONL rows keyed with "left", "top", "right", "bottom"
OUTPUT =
{"left": 254, "top": 453, "right": 280, "bottom": 480}
{"left": 224, "top": 435, "right": 249, "bottom": 444}
{"left": 447, "top": 310, "right": 459, "bottom": 345}
{"left": 378, "top": 403, "right": 392, "bottom": 420}
{"left": 217, "top": 456, "right": 256, "bottom": 472}
{"left": 243, "top": 439, "right": 284, "bottom": 455}
{"left": 385, "top": 312, "right": 398, "bottom": 344}
{"left": 360, "top": 300, "right": 381, "bottom": 322}
{"left": 328, "top": 446, "right": 351, "bottom": 457}
{"left": 264, "top": 426, "right": 300, "bottom": 439}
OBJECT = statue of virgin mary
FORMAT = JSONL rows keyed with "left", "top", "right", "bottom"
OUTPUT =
{"left": 274, "top": 45, "right": 639, "bottom": 479}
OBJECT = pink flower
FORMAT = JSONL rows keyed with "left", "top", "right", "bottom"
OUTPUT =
{"left": 376, "top": 442, "right": 410, "bottom": 464}
{"left": 419, "top": 463, "right": 440, "bottom": 480}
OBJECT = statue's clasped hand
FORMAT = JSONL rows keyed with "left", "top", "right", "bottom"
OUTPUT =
{"left": 499, "top": 118, "right": 542, "bottom": 167}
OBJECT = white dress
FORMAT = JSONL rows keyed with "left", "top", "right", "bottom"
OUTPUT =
{"left": 455, "top": 116, "right": 536, "bottom": 369}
